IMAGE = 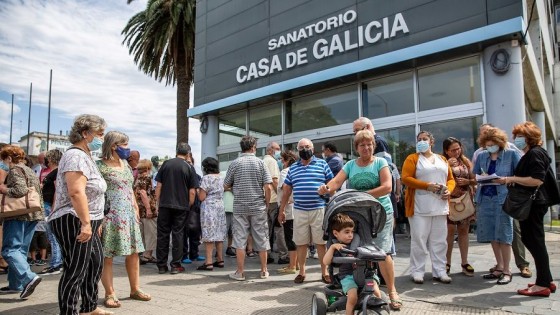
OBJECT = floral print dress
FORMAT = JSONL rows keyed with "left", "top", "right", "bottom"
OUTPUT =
{"left": 200, "top": 175, "right": 227, "bottom": 242}
{"left": 97, "top": 160, "right": 144, "bottom": 257}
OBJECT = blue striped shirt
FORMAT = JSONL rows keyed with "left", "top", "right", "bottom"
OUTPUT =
{"left": 284, "top": 157, "right": 334, "bottom": 211}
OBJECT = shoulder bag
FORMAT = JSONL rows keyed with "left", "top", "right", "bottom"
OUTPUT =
{"left": 502, "top": 185, "right": 539, "bottom": 221}
{"left": 449, "top": 190, "right": 475, "bottom": 221}
{"left": 0, "top": 167, "right": 43, "bottom": 219}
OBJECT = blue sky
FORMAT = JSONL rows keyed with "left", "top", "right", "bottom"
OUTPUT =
{"left": 0, "top": 0, "right": 201, "bottom": 163}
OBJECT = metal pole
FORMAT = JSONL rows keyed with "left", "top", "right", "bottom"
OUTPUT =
{"left": 27, "top": 83, "right": 32, "bottom": 155}
{"left": 9, "top": 94, "right": 14, "bottom": 143}
{"left": 47, "top": 69, "right": 52, "bottom": 151}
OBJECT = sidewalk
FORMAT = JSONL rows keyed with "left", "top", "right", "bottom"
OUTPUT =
{"left": 1, "top": 231, "right": 558, "bottom": 314}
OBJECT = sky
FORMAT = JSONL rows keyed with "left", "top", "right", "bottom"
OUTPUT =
{"left": 0, "top": 0, "right": 202, "bottom": 165}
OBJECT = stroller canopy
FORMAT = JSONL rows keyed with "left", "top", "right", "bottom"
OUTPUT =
{"left": 323, "top": 190, "right": 387, "bottom": 245}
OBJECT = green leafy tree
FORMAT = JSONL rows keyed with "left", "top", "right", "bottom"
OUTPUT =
{"left": 123, "top": 0, "right": 195, "bottom": 145}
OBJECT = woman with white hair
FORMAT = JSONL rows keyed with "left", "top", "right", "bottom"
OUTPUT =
{"left": 96, "top": 131, "right": 150, "bottom": 309}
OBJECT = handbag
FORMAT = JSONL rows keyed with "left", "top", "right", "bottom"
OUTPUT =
{"left": 186, "top": 203, "right": 201, "bottom": 234}
{"left": 0, "top": 167, "right": 43, "bottom": 219}
{"left": 448, "top": 190, "right": 475, "bottom": 222}
{"left": 502, "top": 185, "right": 540, "bottom": 221}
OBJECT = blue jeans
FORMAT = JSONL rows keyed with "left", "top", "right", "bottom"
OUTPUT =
{"left": 44, "top": 203, "right": 62, "bottom": 267}
{"left": 1, "top": 220, "right": 38, "bottom": 290}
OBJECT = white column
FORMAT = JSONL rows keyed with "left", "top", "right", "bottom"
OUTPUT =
{"left": 531, "top": 111, "right": 546, "bottom": 150}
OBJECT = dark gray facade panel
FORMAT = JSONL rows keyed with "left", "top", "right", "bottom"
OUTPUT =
{"left": 206, "top": 2, "right": 269, "bottom": 45}
{"left": 206, "top": 20, "right": 269, "bottom": 63}
{"left": 194, "top": 0, "right": 524, "bottom": 107}
{"left": 270, "top": 0, "right": 312, "bottom": 16}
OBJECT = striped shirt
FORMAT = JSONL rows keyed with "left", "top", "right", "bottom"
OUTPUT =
{"left": 284, "top": 156, "right": 334, "bottom": 211}
{"left": 224, "top": 153, "right": 272, "bottom": 215}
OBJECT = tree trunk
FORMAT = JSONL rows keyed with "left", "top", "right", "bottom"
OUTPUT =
{"left": 176, "top": 59, "right": 190, "bottom": 146}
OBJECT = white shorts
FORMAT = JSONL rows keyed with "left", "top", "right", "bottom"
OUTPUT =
{"left": 293, "top": 208, "right": 326, "bottom": 246}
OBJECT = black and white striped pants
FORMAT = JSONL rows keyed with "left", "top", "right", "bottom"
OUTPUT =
{"left": 50, "top": 214, "right": 103, "bottom": 315}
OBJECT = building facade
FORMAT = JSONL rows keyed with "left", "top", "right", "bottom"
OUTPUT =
{"left": 189, "top": 0, "right": 560, "bottom": 172}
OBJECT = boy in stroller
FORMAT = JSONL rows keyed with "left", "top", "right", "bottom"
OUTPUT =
{"left": 323, "top": 213, "right": 382, "bottom": 315}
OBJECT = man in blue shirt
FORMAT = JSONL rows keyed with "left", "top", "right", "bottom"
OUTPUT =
{"left": 278, "top": 138, "right": 334, "bottom": 284}
{"left": 322, "top": 141, "right": 343, "bottom": 177}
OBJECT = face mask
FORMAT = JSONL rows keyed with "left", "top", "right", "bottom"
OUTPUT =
{"left": 298, "top": 149, "right": 313, "bottom": 160}
{"left": 486, "top": 144, "right": 499, "bottom": 153}
{"left": 416, "top": 140, "right": 430, "bottom": 153}
{"left": 116, "top": 146, "right": 131, "bottom": 160}
{"left": 514, "top": 136, "right": 527, "bottom": 150}
{"left": 274, "top": 150, "right": 281, "bottom": 160}
{"left": 87, "top": 135, "right": 103, "bottom": 151}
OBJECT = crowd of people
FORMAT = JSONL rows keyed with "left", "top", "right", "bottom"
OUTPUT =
{"left": 0, "top": 114, "right": 559, "bottom": 315}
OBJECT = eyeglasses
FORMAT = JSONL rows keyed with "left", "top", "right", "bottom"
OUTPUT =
{"left": 297, "top": 145, "right": 312, "bottom": 151}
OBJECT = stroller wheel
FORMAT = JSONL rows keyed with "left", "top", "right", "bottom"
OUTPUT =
{"left": 312, "top": 292, "right": 328, "bottom": 315}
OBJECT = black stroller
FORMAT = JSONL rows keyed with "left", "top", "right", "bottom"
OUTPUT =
{"left": 312, "top": 190, "right": 390, "bottom": 315}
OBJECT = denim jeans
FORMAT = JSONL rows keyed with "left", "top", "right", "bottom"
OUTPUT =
{"left": 1, "top": 220, "right": 38, "bottom": 290}
{"left": 44, "top": 203, "right": 62, "bottom": 267}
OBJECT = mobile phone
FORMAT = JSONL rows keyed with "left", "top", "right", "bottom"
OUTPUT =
{"left": 438, "top": 185, "right": 448, "bottom": 195}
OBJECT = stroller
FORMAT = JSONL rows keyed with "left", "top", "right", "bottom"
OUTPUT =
{"left": 312, "top": 190, "right": 390, "bottom": 315}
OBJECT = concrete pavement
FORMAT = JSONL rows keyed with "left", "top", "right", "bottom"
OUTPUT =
{"left": 1, "top": 231, "right": 558, "bottom": 314}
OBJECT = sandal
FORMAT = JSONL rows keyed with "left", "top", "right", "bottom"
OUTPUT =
{"left": 497, "top": 273, "right": 512, "bottom": 285}
{"left": 212, "top": 260, "right": 225, "bottom": 268}
{"left": 482, "top": 269, "right": 503, "bottom": 279}
{"left": 197, "top": 263, "right": 214, "bottom": 271}
{"left": 461, "top": 263, "right": 474, "bottom": 277}
{"left": 294, "top": 274, "right": 306, "bottom": 284}
{"left": 129, "top": 289, "right": 151, "bottom": 301}
{"left": 388, "top": 291, "right": 403, "bottom": 310}
{"left": 321, "top": 274, "right": 332, "bottom": 284}
{"left": 103, "top": 294, "right": 121, "bottom": 308}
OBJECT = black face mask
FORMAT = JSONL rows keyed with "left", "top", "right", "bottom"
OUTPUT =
{"left": 298, "top": 149, "right": 313, "bottom": 160}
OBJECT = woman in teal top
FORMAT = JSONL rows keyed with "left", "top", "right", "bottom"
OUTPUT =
{"left": 318, "top": 130, "right": 401, "bottom": 310}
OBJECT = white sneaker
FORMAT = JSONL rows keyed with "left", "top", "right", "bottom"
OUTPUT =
{"left": 412, "top": 276, "right": 424, "bottom": 284}
{"left": 260, "top": 270, "right": 269, "bottom": 279}
{"left": 229, "top": 271, "right": 245, "bottom": 281}
{"left": 312, "top": 252, "right": 319, "bottom": 259}
{"left": 434, "top": 274, "right": 452, "bottom": 284}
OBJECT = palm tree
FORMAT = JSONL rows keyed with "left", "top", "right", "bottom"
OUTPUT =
{"left": 123, "top": 0, "right": 195, "bottom": 145}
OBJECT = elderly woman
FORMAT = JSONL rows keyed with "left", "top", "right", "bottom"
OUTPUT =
{"left": 442, "top": 137, "right": 476, "bottom": 276}
{"left": 401, "top": 131, "right": 455, "bottom": 285}
{"left": 473, "top": 127, "right": 520, "bottom": 285}
{"left": 47, "top": 114, "right": 111, "bottom": 315}
{"left": 0, "top": 145, "right": 44, "bottom": 298}
{"left": 97, "top": 131, "right": 149, "bottom": 308}
{"left": 134, "top": 159, "right": 157, "bottom": 264}
{"left": 318, "top": 130, "right": 402, "bottom": 310}
{"left": 508, "top": 122, "right": 560, "bottom": 297}
{"left": 39, "top": 149, "right": 64, "bottom": 275}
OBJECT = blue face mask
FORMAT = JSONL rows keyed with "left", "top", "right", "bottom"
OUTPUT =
{"left": 274, "top": 150, "right": 281, "bottom": 160}
{"left": 514, "top": 136, "right": 527, "bottom": 150}
{"left": 416, "top": 140, "right": 430, "bottom": 153}
{"left": 87, "top": 136, "right": 103, "bottom": 151}
{"left": 116, "top": 146, "right": 131, "bottom": 160}
{"left": 486, "top": 144, "right": 499, "bottom": 153}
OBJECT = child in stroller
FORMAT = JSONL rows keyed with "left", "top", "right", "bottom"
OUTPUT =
{"left": 312, "top": 190, "right": 390, "bottom": 315}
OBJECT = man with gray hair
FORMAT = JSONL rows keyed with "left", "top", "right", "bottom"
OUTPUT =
{"left": 224, "top": 135, "right": 272, "bottom": 280}
{"left": 155, "top": 142, "right": 199, "bottom": 275}
{"left": 353, "top": 117, "right": 390, "bottom": 154}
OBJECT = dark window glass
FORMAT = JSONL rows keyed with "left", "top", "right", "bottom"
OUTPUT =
{"left": 364, "top": 72, "right": 414, "bottom": 118}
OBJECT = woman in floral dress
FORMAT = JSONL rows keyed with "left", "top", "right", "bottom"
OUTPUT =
{"left": 96, "top": 131, "right": 150, "bottom": 308}
{"left": 196, "top": 157, "right": 227, "bottom": 271}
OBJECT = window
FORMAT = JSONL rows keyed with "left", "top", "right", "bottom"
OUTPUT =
{"left": 363, "top": 71, "right": 414, "bottom": 118}
{"left": 219, "top": 111, "right": 246, "bottom": 146}
{"left": 285, "top": 85, "right": 359, "bottom": 133}
{"left": 376, "top": 125, "right": 416, "bottom": 169}
{"left": 420, "top": 116, "right": 483, "bottom": 159}
{"left": 249, "top": 102, "right": 282, "bottom": 138}
{"left": 418, "top": 56, "right": 482, "bottom": 111}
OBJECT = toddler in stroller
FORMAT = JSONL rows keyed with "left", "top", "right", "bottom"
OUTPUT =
{"left": 312, "top": 190, "right": 390, "bottom": 315}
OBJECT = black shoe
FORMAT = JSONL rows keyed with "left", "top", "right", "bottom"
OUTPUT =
{"left": 20, "top": 276, "right": 41, "bottom": 299}
{"left": 225, "top": 247, "right": 237, "bottom": 257}
{"left": 170, "top": 265, "right": 185, "bottom": 274}
{"left": 267, "top": 257, "right": 274, "bottom": 264}
{"left": 277, "top": 257, "right": 290, "bottom": 265}
{"left": 158, "top": 266, "right": 169, "bottom": 274}
{"left": 39, "top": 266, "right": 62, "bottom": 275}
{"left": 0, "top": 286, "right": 21, "bottom": 294}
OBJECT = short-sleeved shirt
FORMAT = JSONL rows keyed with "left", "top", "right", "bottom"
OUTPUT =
{"left": 155, "top": 157, "right": 199, "bottom": 210}
{"left": 263, "top": 154, "right": 280, "bottom": 202}
{"left": 42, "top": 168, "right": 58, "bottom": 204}
{"left": 342, "top": 158, "right": 393, "bottom": 214}
{"left": 134, "top": 174, "right": 157, "bottom": 218}
{"left": 325, "top": 154, "right": 344, "bottom": 177}
{"left": 48, "top": 148, "right": 107, "bottom": 222}
{"left": 284, "top": 156, "right": 333, "bottom": 211}
{"left": 224, "top": 153, "right": 272, "bottom": 215}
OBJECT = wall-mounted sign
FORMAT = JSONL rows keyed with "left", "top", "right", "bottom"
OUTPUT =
{"left": 235, "top": 10, "right": 409, "bottom": 84}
